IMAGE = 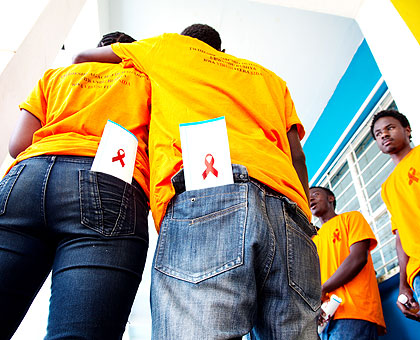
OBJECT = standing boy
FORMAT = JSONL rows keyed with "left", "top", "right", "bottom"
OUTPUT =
{"left": 371, "top": 109, "right": 420, "bottom": 321}
{"left": 310, "top": 186, "right": 386, "bottom": 339}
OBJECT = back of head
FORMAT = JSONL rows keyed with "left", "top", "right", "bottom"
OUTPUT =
{"left": 180, "top": 24, "right": 222, "bottom": 51}
{"left": 97, "top": 31, "right": 136, "bottom": 47}
{"left": 370, "top": 109, "right": 411, "bottom": 140}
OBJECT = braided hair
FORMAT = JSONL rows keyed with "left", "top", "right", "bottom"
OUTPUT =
{"left": 97, "top": 31, "right": 136, "bottom": 47}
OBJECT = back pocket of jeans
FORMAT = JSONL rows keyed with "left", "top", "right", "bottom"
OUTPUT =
{"left": 154, "top": 183, "right": 247, "bottom": 283}
{"left": 79, "top": 170, "right": 138, "bottom": 236}
{"left": 0, "top": 164, "right": 26, "bottom": 215}
{"left": 285, "top": 207, "right": 321, "bottom": 311}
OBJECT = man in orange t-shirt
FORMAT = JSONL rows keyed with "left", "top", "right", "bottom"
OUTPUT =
{"left": 74, "top": 24, "right": 321, "bottom": 339}
{"left": 0, "top": 32, "right": 151, "bottom": 339}
{"left": 310, "top": 187, "right": 386, "bottom": 339}
{"left": 371, "top": 109, "right": 420, "bottom": 322}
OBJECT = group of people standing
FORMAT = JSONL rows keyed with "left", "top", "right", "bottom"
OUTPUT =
{"left": 0, "top": 23, "right": 418, "bottom": 340}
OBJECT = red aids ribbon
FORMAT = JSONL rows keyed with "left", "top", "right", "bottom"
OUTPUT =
{"left": 332, "top": 229, "right": 341, "bottom": 243}
{"left": 202, "top": 154, "right": 218, "bottom": 180}
{"left": 112, "top": 149, "right": 126, "bottom": 167}
{"left": 408, "top": 167, "right": 419, "bottom": 185}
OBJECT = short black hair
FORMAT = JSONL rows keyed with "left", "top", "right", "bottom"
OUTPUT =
{"left": 180, "top": 24, "right": 222, "bottom": 51}
{"left": 97, "top": 31, "right": 136, "bottom": 47}
{"left": 370, "top": 109, "right": 411, "bottom": 140}
{"left": 309, "top": 186, "right": 336, "bottom": 209}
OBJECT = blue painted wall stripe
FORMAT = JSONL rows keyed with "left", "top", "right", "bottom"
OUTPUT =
{"left": 303, "top": 39, "right": 383, "bottom": 180}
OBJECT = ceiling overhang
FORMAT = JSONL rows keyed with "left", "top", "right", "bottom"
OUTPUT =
{"left": 249, "top": 0, "right": 365, "bottom": 18}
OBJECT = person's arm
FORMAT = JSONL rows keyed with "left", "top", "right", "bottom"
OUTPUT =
{"left": 287, "top": 124, "right": 309, "bottom": 201}
{"left": 395, "top": 230, "right": 420, "bottom": 321}
{"left": 72, "top": 45, "right": 121, "bottom": 64}
{"left": 9, "top": 109, "right": 42, "bottom": 158}
{"left": 321, "top": 239, "right": 371, "bottom": 300}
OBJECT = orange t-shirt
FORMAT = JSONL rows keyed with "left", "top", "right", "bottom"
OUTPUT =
{"left": 381, "top": 145, "right": 420, "bottom": 288}
{"left": 15, "top": 62, "right": 151, "bottom": 197}
{"left": 112, "top": 33, "right": 310, "bottom": 229}
{"left": 312, "top": 211, "right": 385, "bottom": 328}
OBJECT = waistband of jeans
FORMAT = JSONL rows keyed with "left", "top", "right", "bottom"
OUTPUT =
{"left": 171, "top": 164, "right": 250, "bottom": 194}
{"left": 21, "top": 155, "right": 143, "bottom": 192}
{"left": 23, "top": 155, "right": 94, "bottom": 163}
{"left": 171, "top": 164, "right": 310, "bottom": 224}
{"left": 172, "top": 164, "right": 285, "bottom": 196}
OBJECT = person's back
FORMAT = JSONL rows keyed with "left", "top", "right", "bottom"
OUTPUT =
{"left": 0, "top": 32, "right": 151, "bottom": 339}
{"left": 111, "top": 31, "right": 309, "bottom": 227}
{"left": 15, "top": 61, "right": 151, "bottom": 193}
{"left": 73, "top": 23, "right": 320, "bottom": 340}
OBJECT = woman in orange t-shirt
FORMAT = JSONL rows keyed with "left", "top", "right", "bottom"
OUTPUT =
{"left": 0, "top": 32, "right": 151, "bottom": 340}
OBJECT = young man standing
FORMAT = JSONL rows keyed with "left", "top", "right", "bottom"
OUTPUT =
{"left": 310, "top": 187, "right": 386, "bottom": 339}
{"left": 371, "top": 109, "right": 420, "bottom": 322}
{"left": 74, "top": 24, "right": 321, "bottom": 339}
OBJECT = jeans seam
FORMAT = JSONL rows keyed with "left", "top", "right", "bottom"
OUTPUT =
{"left": 258, "top": 188, "right": 276, "bottom": 293}
{"left": 111, "top": 182, "right": 128, "bottom": 235}
{"left": 175, "top": 191, "right": 243, "bottom": 205}
{"left": 188, "top": 203, "right": 246, "bottom": 225}
{"left": 41, "top": 156, "right": 56, "bottom": 227}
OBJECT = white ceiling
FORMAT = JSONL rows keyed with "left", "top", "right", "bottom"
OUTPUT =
{"left": 249, "top": 0, "right": 366, "bottom": 18}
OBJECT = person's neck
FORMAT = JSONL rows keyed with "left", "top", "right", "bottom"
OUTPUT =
{"left": 319, "top": 210, "right": 337, "bottom": 225}
{"left": 391, "top": 144, "right": 413, "bottom": 165}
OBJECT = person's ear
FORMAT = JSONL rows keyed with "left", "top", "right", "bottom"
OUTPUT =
{"left": 406, "top": 126, "right": 412, "bottom": 140}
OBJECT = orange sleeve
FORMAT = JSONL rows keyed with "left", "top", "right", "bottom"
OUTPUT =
{"left": 19, "top": 70, "right": 50, "bottom": 125}
{"left": 283, "top": 84, "right": 305, "bottom": 140}
{"left": 347, "top": 211, "right": 377, "bottom": 251}
{"left": 111, "top": 36, "right": 161, "bottom": 74}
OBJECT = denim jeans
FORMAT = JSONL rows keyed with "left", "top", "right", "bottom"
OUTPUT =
{"left": 320, "top": 319, "right": 378, "bottom": 340}
{"left": 0, "top": 156, "right": 149, "bottom": 340}
{"left": 151, "top": 164, "right": 321, "bottom": 339}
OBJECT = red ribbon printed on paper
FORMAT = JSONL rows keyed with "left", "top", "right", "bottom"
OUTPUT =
{"left": 202, "top": 154, "right": 218, "bottom": 180}
{"left": 112, "top": 149, "right": 126, "bottom": 167}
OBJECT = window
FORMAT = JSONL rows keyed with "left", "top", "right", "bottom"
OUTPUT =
{"left": 312, "top": 91, "right": 399, "bottom": 281}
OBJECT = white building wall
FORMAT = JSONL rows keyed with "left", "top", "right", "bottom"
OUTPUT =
{"left": 356, "top": 0, "right": 420, "bottom": 144}
{"left": 0, "top": 0, "right": 87, "bottom": 173}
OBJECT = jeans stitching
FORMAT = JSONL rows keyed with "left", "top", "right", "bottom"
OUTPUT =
{"left": 189, "top": 203, "right": 246, "bottom": 225}
{"left": 154, "top": 185, "right": 247, "bottom": 284}
{"left": 285, "top": 215, "right": 321, "bottom": 311}
{"left": 41, "top": 156, "right": 56, "bottom": 227}
{"left": 174, "top": 190, "right": 243, "bottom": 205}
{"left": 257, "top": 186, "right": 277, "bottom": 293}
{"left": 0, "top": 164, "right": 26, "bottom": 215}
{"left": 111, "top": 182, "right": 129, "bottom": 235}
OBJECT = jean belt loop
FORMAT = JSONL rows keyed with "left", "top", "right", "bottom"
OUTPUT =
{"left": 171, "top": 169, "right": 186, "bottom": 194}
{"left": 232, "top": 164, "right": 249, "bottom": 183}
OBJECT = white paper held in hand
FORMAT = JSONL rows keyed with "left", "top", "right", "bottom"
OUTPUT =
{"left": 91, "top": 120, "right": 138, "bottom": 183}
{"left": 318, "top": 294, "right": 342, "bottom": 334}
{"left": 180, "top": 116, "right": 233, "bottom": 191}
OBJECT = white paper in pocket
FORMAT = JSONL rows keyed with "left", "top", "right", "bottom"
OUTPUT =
{"left": 91, "top": 120, "right": 138, "bottom": 183}
{"left": 179, "top": 116, "right": 233, "bottom": 191}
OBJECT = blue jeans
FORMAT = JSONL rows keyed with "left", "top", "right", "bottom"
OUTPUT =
{"left": 151, "top": 164, "right": 321, "bottom": 339}
{"left": 0, "top": 156, "right": 149, "bottom": 340}
{"left": 320, "top": 319, "right": 378, "bottom": 340}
